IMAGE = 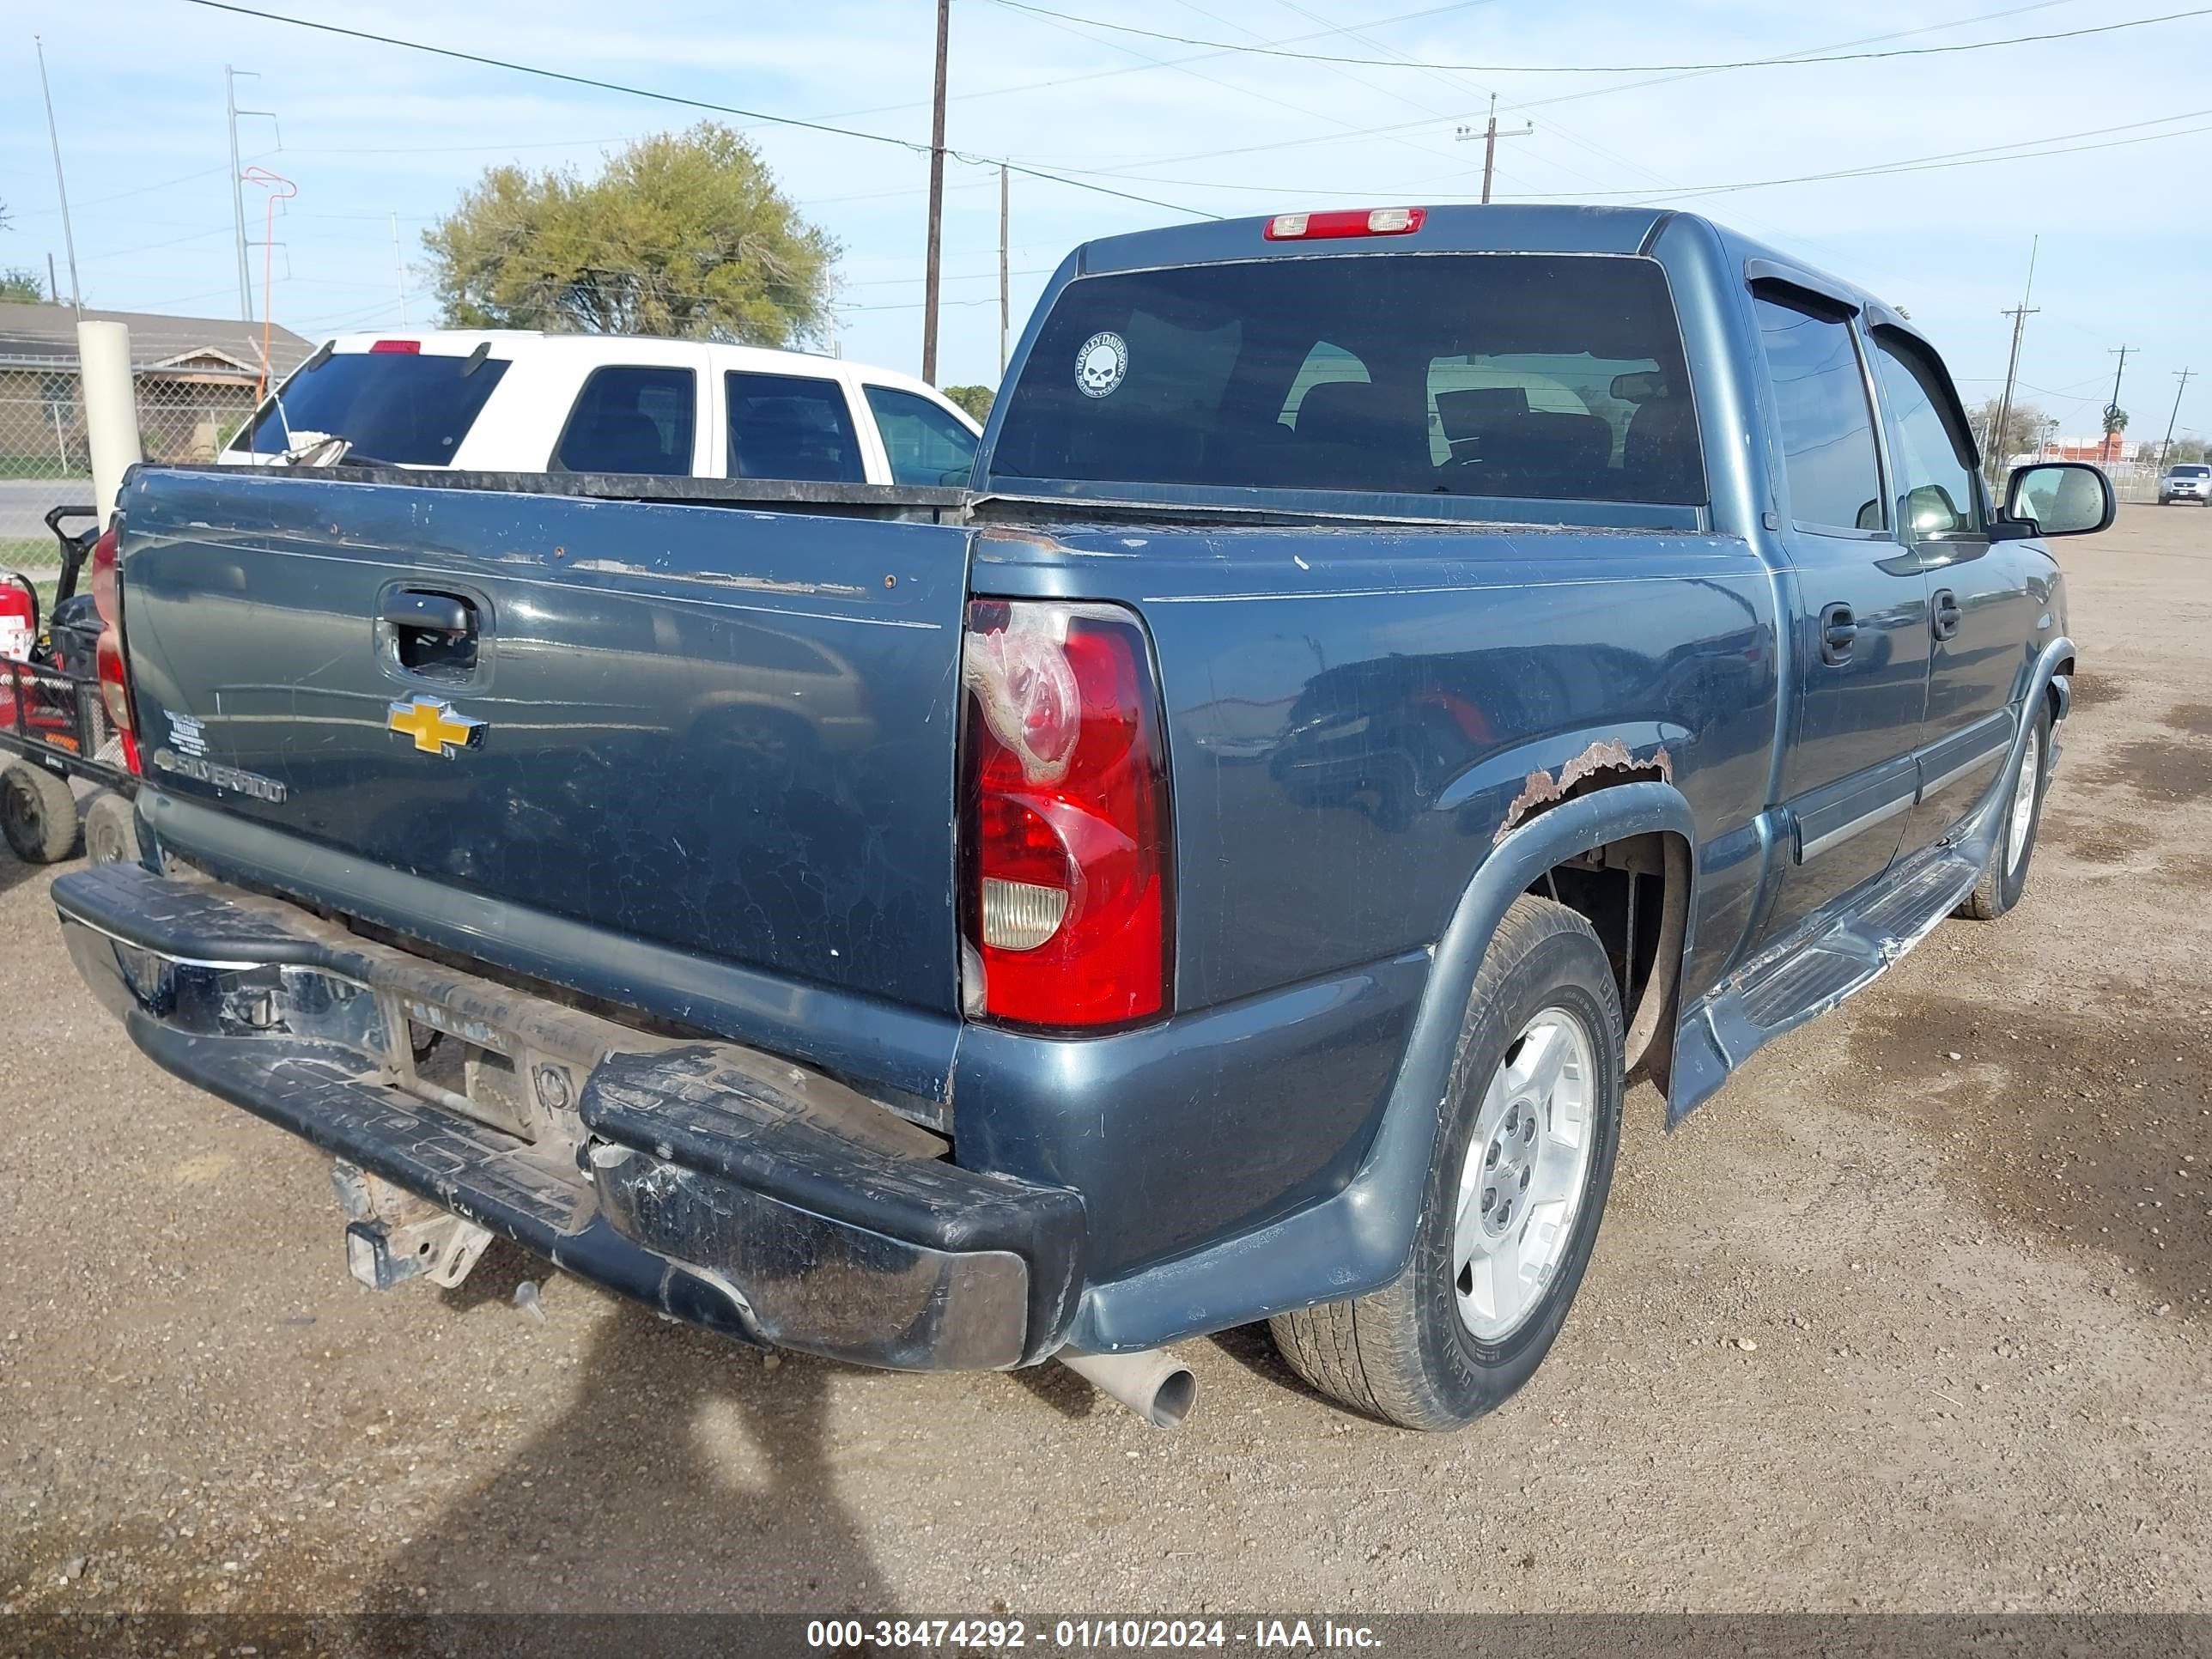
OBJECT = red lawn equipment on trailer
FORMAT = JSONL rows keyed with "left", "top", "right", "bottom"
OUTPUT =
{"left": 1, "top": 504, "right": 139, "bottom": 866}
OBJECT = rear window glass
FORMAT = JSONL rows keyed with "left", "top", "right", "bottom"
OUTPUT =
{"left": 234, "top": 350, "right": 508, "bottom": 464}
{"left": 989, "top": 253, "right": 1704, "bottom": 506}
{"left": 726, "top": 371, "right": 865, "bottom": 483}
{"left": 555, "top": 366, "right": 696, "bottom": 475}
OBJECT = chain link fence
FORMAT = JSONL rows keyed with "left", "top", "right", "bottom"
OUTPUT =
{"left": 0, "top": 390, "right": 258, "bottom": 562}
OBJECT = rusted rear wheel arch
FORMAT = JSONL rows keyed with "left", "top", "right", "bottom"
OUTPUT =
{"left": 1523, "top": 822, "right": 1692, "bottom": 1089}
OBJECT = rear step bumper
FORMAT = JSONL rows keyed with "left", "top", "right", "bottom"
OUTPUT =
{"left": 50, "top": 864, "right": 1084, "bottom": 1370}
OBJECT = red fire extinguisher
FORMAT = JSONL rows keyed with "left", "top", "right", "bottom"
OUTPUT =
{"left": 0, "top": 572, "right": 35, "bottom": 665}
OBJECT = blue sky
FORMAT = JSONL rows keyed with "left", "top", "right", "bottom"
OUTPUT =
{"left": 3, "top": 0, "right": 2209, "bottom": 441}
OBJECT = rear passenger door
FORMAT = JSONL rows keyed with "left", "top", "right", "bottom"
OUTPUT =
{"left": 1751, "top": 289, "right": 1933, "bottom": 949}
{"left": 550, "top": 364, "right": 705, "bottom": 477}
{"left": 1869, "top": 327, "right": 2033, "bottom": 859}
{"left": 724, "top": 369, "right": 870, "bottom": 483}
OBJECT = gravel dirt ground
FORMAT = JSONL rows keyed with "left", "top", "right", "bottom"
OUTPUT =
{"left": 2, "top": 506, "right": 2208, "bottom": 1626}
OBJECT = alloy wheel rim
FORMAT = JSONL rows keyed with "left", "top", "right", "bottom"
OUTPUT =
{"left": 2006, "top": 725, "right": 2040, "bottom": 876}
{"left": 1452, "top": 1006, "right": 1598, "bottom": 1341}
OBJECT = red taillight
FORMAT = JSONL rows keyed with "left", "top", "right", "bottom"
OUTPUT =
{"left": 90, "top": 524, "right": 140, "bottom": 773}
{"left": 963, "top": 599, "right": 1171, "bottom": 1030}
{"left": 368, "top": 338, "right": 422, "bottom": 354}
{"left": 1264, "top": 206, "right": 1425, "bottom": 240}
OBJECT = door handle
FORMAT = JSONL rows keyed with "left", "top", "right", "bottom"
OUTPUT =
{"left": 383, "top": 591, "right": 476, "bottom": 636}
{"left": 1819, "top": 602, "right": 1856, "bottom": 666}
{"left": 1930, "top": 588, "right": 1962, "bottom": 641}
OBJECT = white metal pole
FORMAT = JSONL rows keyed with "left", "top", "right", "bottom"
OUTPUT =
{"left": 36, "top": 38, "right": 83, "bottom": 313}
{"left": 228, "top": 68, "right": 253, "bottom": 321}
{"left": 77, "top": 321, "right": 143, "bottom": 527}
{"left": 392, "top": 212, "right": 408, "bottom": 325}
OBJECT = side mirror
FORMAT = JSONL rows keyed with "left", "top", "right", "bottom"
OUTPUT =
{"left": 2002, "top": 461, "right": 2115, "bottom": 538}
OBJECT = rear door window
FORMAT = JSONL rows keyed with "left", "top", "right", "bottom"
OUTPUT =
{"left": 553, "top": 366, "right": 697, "bottom": 476}
{"left": 863, "top": 386, "right": 979, "bottom": 485}
{"left": 726, "top": 371, "right": 866, "bottom": 483}
{"left": 234, "top": 349, "right": 509, "bottom": 464}
{"left": 992, "top": 252, "right": 1705, "bottom": 507}
{"left": 1753, "top": 295, "right": 1885, "bottom": 533}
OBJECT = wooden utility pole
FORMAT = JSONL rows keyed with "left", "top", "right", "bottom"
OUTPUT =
{"left": 2105, "top": 344, "right": 2136, "bottom": 461}
{"left": 921, "top": 0, "right": 951, "bottom": 384}
{"left": 998, "top": 162, "right": 1010, "bottom": 376}
{"left": 1455, "top": 96, "right": 1533, "bottom": 204}
{"left": 1989, "top": 236, "right": 2039, "bottom": 482}
{"left": 2159, "top": 368, "right": 2193, "bottom": 471}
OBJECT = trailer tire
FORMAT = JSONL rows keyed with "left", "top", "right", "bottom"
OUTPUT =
{"left": 1, "top": 763, "right": 82, "bottom": 864}
{"left": 81, "top": 787, "right": 140, "bottom": 867}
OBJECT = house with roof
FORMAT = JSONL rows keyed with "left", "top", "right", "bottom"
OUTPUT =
{"left": 0, "top": 302, "right": 313, "bottom": 468}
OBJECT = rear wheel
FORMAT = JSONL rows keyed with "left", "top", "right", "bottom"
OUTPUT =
{"left": 1958, "top": 708, "right": 2049, "bottom": 921}
{"left": 1270, "top": 896, "right": 1624, "bottom": 1431}
{"left": 1, "top": 763, "right": 81, "bottom": 864}
{"left": 81, "top": 787, "right": 140, "bottom": 866}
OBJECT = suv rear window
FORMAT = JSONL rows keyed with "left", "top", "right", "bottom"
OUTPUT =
{"left": 990, "top": 252, "right": 1704, "bottom": 506}
{"left": 234, "top": 349, "right": 509, "bottom": 464}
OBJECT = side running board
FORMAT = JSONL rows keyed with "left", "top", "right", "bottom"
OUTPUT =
{"left": 1668, "top": 843, "right": 1984, "bottom": 1124}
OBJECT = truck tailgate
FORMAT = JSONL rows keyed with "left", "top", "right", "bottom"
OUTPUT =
{"left": 118, "top": 469, "right": 972, "bottom": 1013}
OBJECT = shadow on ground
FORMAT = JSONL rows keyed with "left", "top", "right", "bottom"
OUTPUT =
{"left": 362, "top": 1294, "right": 892, "bottom": 1618}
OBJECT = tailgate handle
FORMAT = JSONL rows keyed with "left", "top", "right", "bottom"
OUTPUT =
{"left": 383, "top": 589, "right": 480, "bottom": 679}
{"left": 385, "top": 592, "right": 475, "bottom": 636}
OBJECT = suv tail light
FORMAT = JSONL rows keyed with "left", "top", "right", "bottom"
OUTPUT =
{"left": 961, "top": 599, "right": 1171, "bottom": 1029}
{"left": 90, "top": 522, "right": 140, "bottom": 775}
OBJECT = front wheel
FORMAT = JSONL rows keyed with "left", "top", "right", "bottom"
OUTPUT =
{"left": 1270, "top": 896, "right": 1625, "bottom": 1431}
{"left": 1957, "top": 707, "right": 2050, "bottom": 921}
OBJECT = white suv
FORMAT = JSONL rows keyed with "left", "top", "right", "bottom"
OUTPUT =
{"left": 223, "top": 332, "right": 982, "bottom": 487}
{"left": 2158, "top": 463, "right": 2210, "bottom": 506}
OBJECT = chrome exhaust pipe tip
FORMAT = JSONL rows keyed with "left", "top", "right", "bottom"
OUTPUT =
{"left": 1058, "top": 1346, "right": 1197, "bottom": 1429}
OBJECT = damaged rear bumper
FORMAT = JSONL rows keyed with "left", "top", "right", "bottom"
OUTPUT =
{"left": 51, "top": 863, "right": 1084, "bottom": 1370}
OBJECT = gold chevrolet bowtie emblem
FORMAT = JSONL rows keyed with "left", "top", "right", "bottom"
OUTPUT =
{"left": 386, "top": 696, "right": 483, "bottom": 757}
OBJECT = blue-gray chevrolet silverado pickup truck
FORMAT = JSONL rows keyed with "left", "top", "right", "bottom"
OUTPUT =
{"left": 53, "top": 205, "right": 2113, "bottom": 1431}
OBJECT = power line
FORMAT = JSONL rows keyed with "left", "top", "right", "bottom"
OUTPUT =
{"left": 179, "top": 0, "right": 1218, "bottom": 222}
{"left": 987, "top": 0, "right": 2212, "bottom": 74}
{"left": 991, "top": 103, "right": 2212, "bottom": 203}
{"left": 995, "top": 0, "right": 2101, "bottom": 179}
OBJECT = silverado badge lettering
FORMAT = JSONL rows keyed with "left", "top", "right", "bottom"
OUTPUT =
{"left": 386, "top": 696, "right": 484, "bottom": 757}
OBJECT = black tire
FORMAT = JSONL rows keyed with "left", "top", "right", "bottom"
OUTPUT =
{"left": 1270, "top": 896, "right": 1625, "bottom": 1431}
{"left": 1, "top": 763, "right": 81, "bottom": 864}
{"left": 1957, "top": 705, "right": 2051, "bottom": 921}
{"left": 80, "top": 787, "right": 140, "bottom": 867}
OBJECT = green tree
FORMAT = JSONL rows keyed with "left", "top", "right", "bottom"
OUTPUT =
{"left": 424, "top": 124, "right": 838, "bottom": 346}
{"left": 0, "top": 265, "right": 45, "bottom": 302}
{"left": 942, "top": 384, "right": 994, "bottom": 423}
{"left": 1970, "top": 397, "right": 2048, "bottom": 463}
{"left": 2102, "top": 404, "right": 2128, "bottom": 438}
